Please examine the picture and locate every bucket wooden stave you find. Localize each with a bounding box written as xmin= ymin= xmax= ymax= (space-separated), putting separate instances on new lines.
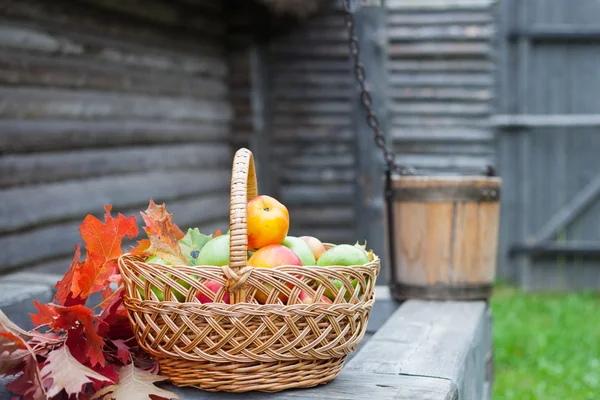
xmin=387 ymin=176 xmax=501 ymax=301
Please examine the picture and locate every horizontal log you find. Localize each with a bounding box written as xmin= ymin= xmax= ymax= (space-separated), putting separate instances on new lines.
xmin=388 ymin=59 xmax=494 ymax=72
xmin=270 ymin=60 xmax=351 ymax=73
xmin=0 ymin=143 xmax=231 ymax=187
xmin=387 ymin=11 xmax=492 ymax=26
xmin=388 ymin=24 xmax=493 ymax=41
xmin=389 ymin=42 xmax=493 ymax=57
xmin=391 ymin=126 xmax=493 ymax=142
xmin=76 ymin=0 xmax=225 ymax=35
xmin=0 ymin=0 xmax=225 ymax=62
xmin=0 ymin=87 xmax=233 ymax=122
xmin=271 ymin=101 xmax=352 ymax=115
xmin=279 ymin=169 xmax=355 ymax=184
xmin=271 ymin=27 xmax=348 ymax=44
xmin=272 ymin=115 xmax=350 ymax=127
xmin=0 ymin=120 xmax=229 ymax=154
xmin=0 ymin=50 xmax=228 ymax=96
xmin=391 ymin=87 xmax=492 ymax=101
xmin=277 ymin=155 xmax=354 ymax=169
xmin=0 ymin=24 xmax=227 ymax=77
xmin=271 ymin=88 xmax=351 ymax=101
xmin=390 ymin=102 xmax=491 ymax=116
xmin=0 ymin=169 xmax=231 ymax=234
xmin=271 ymin=73 xmax=352 ymax=87
xmin=280 ymin=184 xmax=354 ymax=206
xmin=269 ymin=43 xmax=351 ymax=58
xmin=390 ymin=73 xmax=493 ymax=87
xmin=0 ymin=194 xmax=230 ymax=271
xmin=273 ymin=142 xmax=354 ymax=157
xmin=287 ymin=206 xmax=355 ymax=226
xmin=272 ymin=127 xmax=353 ymax=142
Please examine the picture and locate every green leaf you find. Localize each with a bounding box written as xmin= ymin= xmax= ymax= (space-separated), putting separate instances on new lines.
xmin=178 ymin=228 xmax=212 ymax=265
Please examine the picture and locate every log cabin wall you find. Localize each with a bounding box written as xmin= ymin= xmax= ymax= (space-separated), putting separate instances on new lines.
xmin=266 ymin=3 xmax=358 ymax=245
xmin=0 ymin=0 xmax=234 ymax=275
xmin=386 ymin=0 xmax=496 ymax=176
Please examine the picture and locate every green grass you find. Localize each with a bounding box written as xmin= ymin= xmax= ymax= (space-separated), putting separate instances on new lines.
xmin=491 ymin=283 xmax=600 ymax=400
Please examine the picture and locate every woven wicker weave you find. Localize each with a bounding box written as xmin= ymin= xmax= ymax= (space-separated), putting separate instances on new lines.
xmin=117 ymin=148 xmax=380 ymax=393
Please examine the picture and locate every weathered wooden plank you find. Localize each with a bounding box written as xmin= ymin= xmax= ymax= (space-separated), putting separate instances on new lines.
xmin=0 ymin=9 xmax=225 ymax=66
xmin=388 ymin=24 xmax=493 ymax=41
xmin=271 ymin=73 xmax=352 ymax=87
xmin=389 ymin=73 xmax=493 ymax=87
xmin=387 ymin=0 xmax=493 ymax=10
xmin=271 ymin=88 xmax=351 ymax=100
xmin=286 ymin=206 xmax=355 ymax=226
xmin=279 ymin=169 xmax=354 ymax=184
xmin=492 ymin=114 xmax=600 ymax=128
xmin=397 ymin=154 xmax=492 ymax=169
xmin=386 ymin=10 xmax=493 ymax=26
xmin=347 ymin=300 xmax=487 ymax=400
xmin=76 ymin=0 xmax=225 ymax=35
xmin=0 ymin=170 xmax=231 ymax=234
xmin=270 ymin=60 xmax=351 ymax=72
xmin=272 ymin=127 xmax=353 ymax=142
xmin=391 ymin=126 xmax=493 ymax=142
xmin=391 ymin=87 xmax=492 ymax=101
xmin=166 ymin=372 xmax=457 ymax=400
xmin=277 ymin=155 xmax=354 ymax=169
xmin=390 ymin=102 xmax=490 ymax=116
xmin=272 ymin=101 xmax=352 ymax=114
xmin=0 ymin=87 xmax=232 ymax=122
xmin=0 ymin=50 xmax=228 ymax=96
xmin=268 ymin=43 xmax=352 ymax=58
xmin=0 ymin=143 xmax=231 ymax=187
xmin=0 ymin=119 xmax=229 ymax=154
xmin=391 ymin=116 xmax=490 ymax=126
xmin=387 ymin=60 xmax=494 ymax=72
xmin=272 ymin=115 xmax=350 ymax=127
xmin=0 ymin=193 xmax=230 ymax=271
xmin=280 ymin=184 xmax=354 ymax=206
xmin=398 ymin=142 xmax=494 ymax=155
xmin=388 ymin=42 xmax=492 ymax=57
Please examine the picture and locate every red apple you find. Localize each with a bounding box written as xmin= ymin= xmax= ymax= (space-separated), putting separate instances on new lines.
xmin=248 ymin=244 xmax=302 ymax=303
xmin=196 ymin=280 xmax=230 ymax=304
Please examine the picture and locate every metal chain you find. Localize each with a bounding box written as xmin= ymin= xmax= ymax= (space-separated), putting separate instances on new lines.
xmin=342 ymin=0 xmax=414 ymax=176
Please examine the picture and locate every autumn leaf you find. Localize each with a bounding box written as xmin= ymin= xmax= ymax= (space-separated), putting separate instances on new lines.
xmin=131 ymin=239 xmax=151 ymax=256
xmin=91 ymin=363 xmax=181 ymax=400
xmin=140 ymin=200 xmax=188 ymax=265
xmin=53 ymin=244 xmax=85 ymax=306
xmin=80 ymin=205 xmax=138 ymax=262
xmin=178 ymin=228 xmax=212 ymax=265
xmin=110 ymin=339 xmax=132 ymax=364
xmin=213 ymin=229 xmax=223 ymax=237
xmin=6 ymin=354 xmax=46 ymax=400
xmin=40 ymin=345 xmax=113 ymax=398
xmin=30 ymin=303 xmax=106 ymax=367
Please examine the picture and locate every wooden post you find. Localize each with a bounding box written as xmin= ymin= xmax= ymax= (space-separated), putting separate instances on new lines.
xmin=351 ymin=0 xmax=391 ymax=285
xmin=249 ymin=40 xmax=274 ymax=196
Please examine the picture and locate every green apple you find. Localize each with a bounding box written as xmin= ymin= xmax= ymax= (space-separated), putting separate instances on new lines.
xmin=282 ymin=236 xmax=316 ymax=266
xmin=316 ymin=244 xmax=370 ymax=267
xmin=196 ymin=234 xmax=230 ymax=266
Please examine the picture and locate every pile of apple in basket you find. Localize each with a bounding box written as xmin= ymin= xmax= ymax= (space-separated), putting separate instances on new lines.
xmin=137 ymin=194 xmax=376 ymax=305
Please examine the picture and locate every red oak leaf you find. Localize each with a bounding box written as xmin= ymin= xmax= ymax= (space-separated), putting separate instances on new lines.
xmin=140 ymin=200 xmax=188 ymax=265
xmin=80 ymin=205 xmax=138 ymax=262
xmin=72 ymin=255 xmax=118 ymax=300
xmin=53 ymin=244 xmax=85 ymax=306
xmin=31 ymin=303 xmax=106 ymax=367
xmin=110 ymin=339 xmax=132 ymax=364
xmin=29 ymin=301 xmax=58 ymax=327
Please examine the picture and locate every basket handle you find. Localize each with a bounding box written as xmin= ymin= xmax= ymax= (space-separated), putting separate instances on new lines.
xmin=228 ymin=148 xmax=258 ymax=302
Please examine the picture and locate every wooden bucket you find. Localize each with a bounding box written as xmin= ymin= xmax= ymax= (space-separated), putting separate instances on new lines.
xmin=386 ymin=176 xmax=502 ymax=301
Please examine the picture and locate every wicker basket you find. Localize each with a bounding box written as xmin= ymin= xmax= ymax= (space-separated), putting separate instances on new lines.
xmin=117 ymin=148 xmax=380 ymax=393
